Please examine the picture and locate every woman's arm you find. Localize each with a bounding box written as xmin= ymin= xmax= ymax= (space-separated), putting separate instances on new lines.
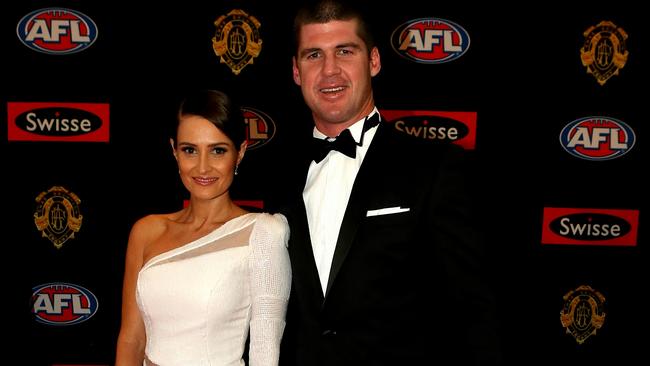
xmin=248 ymin=213 xmax=292 ymax=366
xmin=115 ymin=218 xmax=151 ymax=365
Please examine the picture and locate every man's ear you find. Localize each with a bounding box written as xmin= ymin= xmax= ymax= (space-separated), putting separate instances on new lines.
xmin=292 ymin=57 xmax=302 ymax=86
xmin=370 ymin=47 xmax=381 ymax=77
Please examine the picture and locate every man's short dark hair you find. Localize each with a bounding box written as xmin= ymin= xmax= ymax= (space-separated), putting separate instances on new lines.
xmin=293 ymin=0 xmax=375 ymax=56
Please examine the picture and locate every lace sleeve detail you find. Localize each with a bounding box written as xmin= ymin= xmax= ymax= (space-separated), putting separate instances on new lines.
xmin=248 ymin=213 xmax=291 ymax=366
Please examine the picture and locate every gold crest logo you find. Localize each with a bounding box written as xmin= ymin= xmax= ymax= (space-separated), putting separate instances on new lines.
xmin=560 ymin=285 xmax=606 ymax=344
xmin=580 ymin=20 xmax=628 ymax=86
xmin=34 ymin=186 xmax=83 ymax=249
xmin=212 ymin=9 xmax=262 ymax=75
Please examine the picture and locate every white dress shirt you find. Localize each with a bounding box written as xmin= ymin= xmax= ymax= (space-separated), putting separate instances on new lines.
xmin=303 ymin=108 xmax=380 ymax=294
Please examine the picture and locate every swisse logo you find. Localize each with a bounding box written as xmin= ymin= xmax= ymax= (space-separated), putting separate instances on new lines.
xmin=551 ymin=213 xmax=629 ymax=240
xmin=542 ymin=207 xmax=639 ymax=246
xmin=17 ymin=7 xmax=98 ymax=54
xmin=7 ymin=102 xmax=109 ymax=142
xmin=242 ymin=107 xmax=276 ymax=150
xmin=31 ymin=283 xmax=99 ymax=325
xmin=391 ymin=17 xmax=470 ymax=63
xmin=18 ymin=107 xmax=100 ymax=135
xmin=560 ymin=116 xmax=635 ymax=160
xmin=381 ymin=110 xmax=476 ymax=149
xmin=394 ymin=115 xmax=468 ymax=141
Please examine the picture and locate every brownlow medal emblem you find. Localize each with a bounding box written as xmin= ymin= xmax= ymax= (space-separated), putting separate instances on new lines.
xmin=560 ymin=285 xmax=606 ymax=344
xmin=34 ymin=186 xmax=83 ymax=249
xmin=212 ymin=9 xmax=262 ymax=75
xmin=580 ymin=20 xmax=628 ymax=86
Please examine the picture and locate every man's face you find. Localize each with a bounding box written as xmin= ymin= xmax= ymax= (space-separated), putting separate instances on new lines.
xmin=293 ymin=19 xmax=380 ymax=133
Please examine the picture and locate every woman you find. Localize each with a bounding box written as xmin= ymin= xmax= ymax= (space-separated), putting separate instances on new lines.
xmin=115 ymin=90 xmax=291 ymax=365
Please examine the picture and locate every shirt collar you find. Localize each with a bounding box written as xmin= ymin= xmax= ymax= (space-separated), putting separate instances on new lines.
xmin=312 ymin=107 xmax=379 ymax=143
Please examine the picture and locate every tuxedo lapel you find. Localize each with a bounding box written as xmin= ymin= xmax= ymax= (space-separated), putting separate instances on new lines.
xmin=292 ymin=199 xmax=326 ymax=305
xmin=324 ymin=122 xmax=388 ymax=298
xmin=324 ymin=186 xmax=367 ymax=298
xmin=290 ymin=152 xmax=326 ymax=307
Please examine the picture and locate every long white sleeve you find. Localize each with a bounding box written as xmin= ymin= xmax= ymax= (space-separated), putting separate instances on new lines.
xmin=248 ymin=213 xmax=291 ymax=366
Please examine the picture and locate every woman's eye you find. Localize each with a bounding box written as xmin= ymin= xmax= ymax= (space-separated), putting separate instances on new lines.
xmin=181 ymin=147 xmax=196 ymax=154
xmin=213 ymin=147 xmax=227 ymax=154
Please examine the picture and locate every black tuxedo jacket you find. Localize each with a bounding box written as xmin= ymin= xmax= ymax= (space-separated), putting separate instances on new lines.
xmin=278 ymin=119 xmax=501 ymax=366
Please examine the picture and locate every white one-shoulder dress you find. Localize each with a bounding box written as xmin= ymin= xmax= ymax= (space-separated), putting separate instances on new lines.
xmin=136 ymin=213 xmax=291 ymax=366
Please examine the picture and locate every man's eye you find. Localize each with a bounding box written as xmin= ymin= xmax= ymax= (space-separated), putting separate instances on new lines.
xmin=306 ymin=51 xmax=321 ymax=60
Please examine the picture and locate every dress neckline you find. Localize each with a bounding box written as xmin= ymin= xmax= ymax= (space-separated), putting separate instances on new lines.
xmin=140 ymin=212 xmax=257 ymax=270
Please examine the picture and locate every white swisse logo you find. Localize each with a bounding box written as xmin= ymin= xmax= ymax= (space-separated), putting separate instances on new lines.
xmin=7 ymin=102 xmax=110 ymax=142
xmin=23 ymin=109 xmax=95 ymax=133
xmin=381 ymin=110 xmax=477 ymax=149
xmin=542 ymin=207 xmax=639 ymax=247
xmin=557 ymin=215 xmax=625 ymax=239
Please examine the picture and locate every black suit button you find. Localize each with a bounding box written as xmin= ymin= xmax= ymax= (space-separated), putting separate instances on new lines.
xmin=321 ymin=329 xmax=337 ymax=336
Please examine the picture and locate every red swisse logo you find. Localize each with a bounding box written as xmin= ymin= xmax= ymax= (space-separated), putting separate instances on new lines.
xmin=541 ymin=207 xmax=639 ymax=246
xmin=380 ymin=110 xmax=476 ymax=149
xmin=7 ymin=102 xmax=109 ymax=142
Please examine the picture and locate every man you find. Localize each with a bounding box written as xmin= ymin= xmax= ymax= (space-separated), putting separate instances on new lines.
xmin=280 ymin=1 xmax=502 ymax=364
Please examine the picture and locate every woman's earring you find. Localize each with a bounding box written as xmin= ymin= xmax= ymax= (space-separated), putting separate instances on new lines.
xmin=234 ymin=164 xmax=239 ymax=176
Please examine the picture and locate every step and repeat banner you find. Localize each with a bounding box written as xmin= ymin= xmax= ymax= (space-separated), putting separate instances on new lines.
xmin=3 ymin=1 xmax=644 ymax=365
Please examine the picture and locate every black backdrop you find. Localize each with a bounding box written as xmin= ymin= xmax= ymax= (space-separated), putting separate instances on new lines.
xmin=3 ymin=1 xmax=645 ymax=365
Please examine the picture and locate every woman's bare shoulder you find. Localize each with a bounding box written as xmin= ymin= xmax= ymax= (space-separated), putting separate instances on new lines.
xmin=129 ymin=211 xmax=182 ymax=245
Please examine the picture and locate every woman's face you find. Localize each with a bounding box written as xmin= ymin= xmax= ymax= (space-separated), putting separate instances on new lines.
xmin=172 ymin=115 xmax=245 ymax=201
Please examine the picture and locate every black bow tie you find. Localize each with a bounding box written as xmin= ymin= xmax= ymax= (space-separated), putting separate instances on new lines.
xmin=311 ymin=128 xmax=356 ymax=163
xmin=311 ymin=113 xmax=381 ymax=163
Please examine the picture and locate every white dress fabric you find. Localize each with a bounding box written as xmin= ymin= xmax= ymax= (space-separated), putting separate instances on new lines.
xmin=136 ymin=213 xmax=291 ymax=366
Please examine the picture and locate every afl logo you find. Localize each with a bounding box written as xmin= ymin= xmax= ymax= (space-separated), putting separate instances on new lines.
xmin=17 ymin=8 xmax=98 ymax=55
xmin=560 ymin=116 xmax=635 ymax=160
xmin=391 ymin=18 xmax=470 ymax=63
xmin=32 ymin=283 xmax=99 ymax=325
xmin=242 ymin=107 xmax=276 ymax=150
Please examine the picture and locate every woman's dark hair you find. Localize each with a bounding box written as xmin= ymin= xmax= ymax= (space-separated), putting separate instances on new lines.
xmin=175 ymin=90 xmax=246 ymax=149
xmin=293 ymin=0 xmax=375 ymax=56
